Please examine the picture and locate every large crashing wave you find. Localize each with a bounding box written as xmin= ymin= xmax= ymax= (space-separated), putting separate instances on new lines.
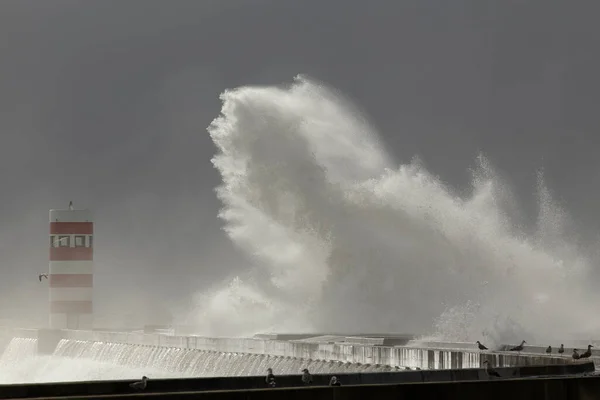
xmin=185 ymin=75 xmax=599 ymax=346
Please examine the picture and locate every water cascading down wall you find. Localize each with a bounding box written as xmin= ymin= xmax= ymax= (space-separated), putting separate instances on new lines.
xmin=0 ymin=328 xmax=574 ymax=379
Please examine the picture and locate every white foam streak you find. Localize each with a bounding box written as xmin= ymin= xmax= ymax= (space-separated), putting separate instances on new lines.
xmin=184 ymin=75 xmax=599 ymax=344
xmin=0 ymin=338 xmax=37 ymax=366
xmin=0 ymin=355 xmax=166 ymax=384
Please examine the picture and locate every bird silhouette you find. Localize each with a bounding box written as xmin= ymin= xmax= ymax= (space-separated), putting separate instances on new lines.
xmin=265 ymin=368 xmax=276 ymax=387
xmin=572 ymin=349 xmax=580 ymax=360
xmin=545 ymin=346 xmax=552 ymax=354
xmin=476 ymin=341 xmax=488 ymax=351
xmin=509 ymin=340 xmax=526 ymax=352
xmin=38 ymin=273 xmax=48 ymax=282
xmin=129 ymin=376 xmax=148 ymax=390
xmin=69 ymin=201 xmax=74 ymax=210
xmin=579 ymin=345 xmax=593 ymax=359
xmin=558 ymin=344 xmax=564 ymax=355
xmin=301 ymin=368 xmax=312 ymax=385
xmin=483 ymin=360 xmax=501 ymax=378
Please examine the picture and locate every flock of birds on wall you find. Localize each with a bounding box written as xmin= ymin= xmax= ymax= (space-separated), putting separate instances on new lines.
xmin=476 ymin=340 xmax=594 ymax=360
xmin=127 ymin=369 xmax=337 ymax=392
xmin=476 ymin=340 xmax=595 ymax=379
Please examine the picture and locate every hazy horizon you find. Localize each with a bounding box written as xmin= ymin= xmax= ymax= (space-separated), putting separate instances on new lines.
xmin=1 ymin=1 xmax=600 ymax=335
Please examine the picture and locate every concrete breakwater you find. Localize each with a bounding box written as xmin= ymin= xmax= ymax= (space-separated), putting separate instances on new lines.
xmin=3 ymin=328 xmax=577 ymax=371
xmin=53 ymin=339 xmax=392 ymax=376
xmin=60 ymin=330 xmax=577 ymax=369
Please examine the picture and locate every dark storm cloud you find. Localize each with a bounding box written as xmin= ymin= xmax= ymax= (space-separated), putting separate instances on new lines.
xmin=1 ymin=0 xmax=599 ymax=326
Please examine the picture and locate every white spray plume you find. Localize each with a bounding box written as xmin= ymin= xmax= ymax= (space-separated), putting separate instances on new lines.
xmin=184 ymin=75 xmax=599 ymax=345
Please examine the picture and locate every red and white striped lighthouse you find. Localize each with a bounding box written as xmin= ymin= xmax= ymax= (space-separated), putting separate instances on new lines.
xmin=49 ymin=203 xmax=93 ymax=329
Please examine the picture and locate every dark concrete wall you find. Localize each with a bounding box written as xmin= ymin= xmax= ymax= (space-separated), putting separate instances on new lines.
xmin=9 ymin=375 xmax=600 ymax=400
xmin=0 ymin=362 xmax=593 ymax=399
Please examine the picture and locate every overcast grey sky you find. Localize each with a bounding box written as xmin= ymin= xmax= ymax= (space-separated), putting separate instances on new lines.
xmin=1 ymin=0 xmax=599 ymax=326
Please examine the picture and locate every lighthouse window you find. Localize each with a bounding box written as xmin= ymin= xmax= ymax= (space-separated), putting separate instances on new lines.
xmin=57 ymin=236 xmax=70 ymax=247
xmin=50 ymin=236 xmax=63 ymax=248
xmin=74 ymin=235 xmax=85 ymax=247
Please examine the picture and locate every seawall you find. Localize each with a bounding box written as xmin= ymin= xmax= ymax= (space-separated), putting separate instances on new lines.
xmin=60 ymin=329 xmax=580 ymax=369
xmin=4 ymin=328 xmax=580 ymax=371
xmin=1 ymin=372 xmax=599 ymax=400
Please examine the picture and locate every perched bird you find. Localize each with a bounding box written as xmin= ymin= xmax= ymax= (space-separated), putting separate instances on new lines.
xmin=558 ymin=344 xmax=564 ymax=355
xmin=476 ymin=341 xmax=488 ymax=351
xmin=129 ymin=376 xmax=148 ymax=390
xmin=38 ymin=273 xmax=48 ymax=282
xmin=329 ymin=376 xmax=341 ymax=386
xmin=509 ymin=340 xmax=526 ymax=352
xmin=572 ymin=349 xmax=580 ymax=360
xmin=301 ymin=368 xmax=312 ymax=385
xmin=580 ymin=345 xmax=594 ymax=359
xmin=545 ymin=346 xmax=552 ymax=354
xmin=265 ymin=368 xmax=276 ymax=387
xmin=69 ymin=201 xmax=74 ymax=210
xmin=482 ymin=360 xmax=501 ymax=378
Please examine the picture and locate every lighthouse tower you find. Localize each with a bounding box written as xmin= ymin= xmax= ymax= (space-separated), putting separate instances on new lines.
xmin=49 ymin=202 xmax=93 ymax=329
